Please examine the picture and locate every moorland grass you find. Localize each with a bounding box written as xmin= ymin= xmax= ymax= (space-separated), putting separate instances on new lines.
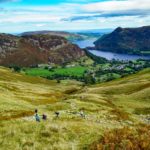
xmin=0 ymin=67 xmax=150 ymax=149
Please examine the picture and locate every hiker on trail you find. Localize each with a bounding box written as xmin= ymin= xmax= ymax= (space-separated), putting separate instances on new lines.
xmin=35 ymin=113 xmax=40 ymax=122
xmin=80 ymin=110 xmax=85 ymax=119
xmin=42 ymin=114 xmax=47 ymax=121
xmin=35 ymin=109 xmax=40 ymax=122
xmin=55 ymin=112 xmax=60 ymax=118
xmin=35 ymin=109 xmax=38 ymax=114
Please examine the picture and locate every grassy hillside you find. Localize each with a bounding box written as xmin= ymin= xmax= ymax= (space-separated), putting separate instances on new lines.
xmin=0 ymin=67 xmax=150 ymax=149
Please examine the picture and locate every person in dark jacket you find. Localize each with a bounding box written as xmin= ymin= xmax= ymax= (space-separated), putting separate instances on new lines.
xmin=55 ymin=112 xmax=60 ymax=118
xmin=35 ymin=113 xmax=40 ymax=122
xmin=42 ymin=114 xmax=47 ymax=121
xmin=34 ymin=109 xmax=40 ymax=122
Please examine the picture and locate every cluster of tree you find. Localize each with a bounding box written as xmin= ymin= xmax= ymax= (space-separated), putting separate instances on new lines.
xmin=83 ymin=74 xmax=96 ymax=85
xmin=9 ymin=65 xmax=21 ymax=72
xmin=46 ymin=73 xmax=96 ymax=85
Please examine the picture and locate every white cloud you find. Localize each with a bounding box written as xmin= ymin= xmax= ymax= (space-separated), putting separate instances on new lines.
xmin=35 ymin=23 xmax=47 ymax=27
xmin=0 ymin=0 xmax=150 ymax=32
xmin=82 ymin=0 xmax=150 ymax=12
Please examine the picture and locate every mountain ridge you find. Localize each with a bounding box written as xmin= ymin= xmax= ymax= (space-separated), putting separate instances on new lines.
xmin=21 ymin=30 xmax=84 ymax=41
xmin=94 ymin=26 xmax=150 ymax=55
xmin=0 ymin=33 xmax=85 ymax=67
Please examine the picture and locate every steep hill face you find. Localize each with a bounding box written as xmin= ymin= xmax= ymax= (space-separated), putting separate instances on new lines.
xmin=94 ymin=26 xmax=150 ymax=55
xmin=0 ymin=34 xmax=85 ymax=67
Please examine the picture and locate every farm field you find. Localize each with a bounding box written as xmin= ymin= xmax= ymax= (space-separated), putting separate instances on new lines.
xmin=24 ymin=66 xmax=87 ymax=78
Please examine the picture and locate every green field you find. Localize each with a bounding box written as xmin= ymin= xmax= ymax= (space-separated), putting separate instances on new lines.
xmin=24 ymin=66 xmax=87 ymax=78
xmin=0 ymin=67 xmax=150 ymax=149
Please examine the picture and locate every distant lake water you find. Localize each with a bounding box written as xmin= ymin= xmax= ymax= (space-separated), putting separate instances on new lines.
xmin=74 ymin=38 xmax=150 ymax=61
xmin=73 ymin=38 xmax=96 ymax=49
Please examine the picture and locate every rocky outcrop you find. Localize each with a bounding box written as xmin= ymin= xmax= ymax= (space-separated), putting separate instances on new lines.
xmin=94 ymin=26 xmax=150 ymax=55
xmin=0 ymin=34 xmax=85 ymax=67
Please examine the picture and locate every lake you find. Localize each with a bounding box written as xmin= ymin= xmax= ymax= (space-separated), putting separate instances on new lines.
xmin=73 ymin=38 xmax=96 ymax=49
xmin=74 ymin=38 xmax=150 ymax=61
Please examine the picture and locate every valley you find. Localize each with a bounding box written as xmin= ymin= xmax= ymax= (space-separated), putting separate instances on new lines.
xmin=0 ymin=67 xmax=150 ymax=149
xmin=21 ymin=56 xmax=150 ymax=84
xmin=0 ymin=32 xmax=150 ymax=148
xmin=0 ymin=27 xmax=150 ymax=150
xmin=3 ymin=31 xmax=149 ymax=84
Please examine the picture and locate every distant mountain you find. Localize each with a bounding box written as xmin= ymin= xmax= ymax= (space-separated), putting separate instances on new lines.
xmin=21 ymin=29 xmax=111 ymax=42
xmin=94 ymin=26 xmax=150 ymax=55
xmin=0 ymin=33 xmax=85 ymax=67
xmin=70 ymin=29 xmax=113 ymax=40
xmin=21 ymin=31 xmax=84 ymax=41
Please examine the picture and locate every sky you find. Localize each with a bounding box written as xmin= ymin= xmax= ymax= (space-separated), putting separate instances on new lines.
xmin=0 ymin=0 xmax=150 ymax=33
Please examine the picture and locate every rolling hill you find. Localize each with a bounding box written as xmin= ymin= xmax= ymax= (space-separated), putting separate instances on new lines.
xmin=94 ymin=26 xmax=150 ymax=55
xmin=0 ymin=67 xmax=150 ymax=149
xmin=21 ymin=30 xmax=85 ymax=41
xmin=0 ymin=33 xmax=85 ymax=67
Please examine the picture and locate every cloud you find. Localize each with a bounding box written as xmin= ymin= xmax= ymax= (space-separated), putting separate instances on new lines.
xmin=62 ymin=0 xmax=150 ymax=21
xmin=0 ymin=0 xmax=150 ymax=32
xmin=82 ymin=0 xmax=150 ymax=12
xmin=63 ymin=10 xmax=150 ymax=21
xmin=35 ymin=23 xmax=47 ymax=27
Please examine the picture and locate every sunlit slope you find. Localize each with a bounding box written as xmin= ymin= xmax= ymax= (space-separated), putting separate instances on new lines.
xmin=0 ymin=67 xmax=150 ymax=150
xmin=0 ymin=67 xmax=81 ymax=121
xmin=0 ymin=67 xmax=149 ymax=121
xmin=87 ymin=69 xmax=150 ymax=114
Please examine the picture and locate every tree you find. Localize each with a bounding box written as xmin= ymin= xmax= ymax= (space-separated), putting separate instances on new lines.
xmin=84 ymin=74 xmax=96 ymax=85
xmin=10 ymin=65 xmax=21 ymax=72
xmin=57 ymin=79 xmax=61 ymax=83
